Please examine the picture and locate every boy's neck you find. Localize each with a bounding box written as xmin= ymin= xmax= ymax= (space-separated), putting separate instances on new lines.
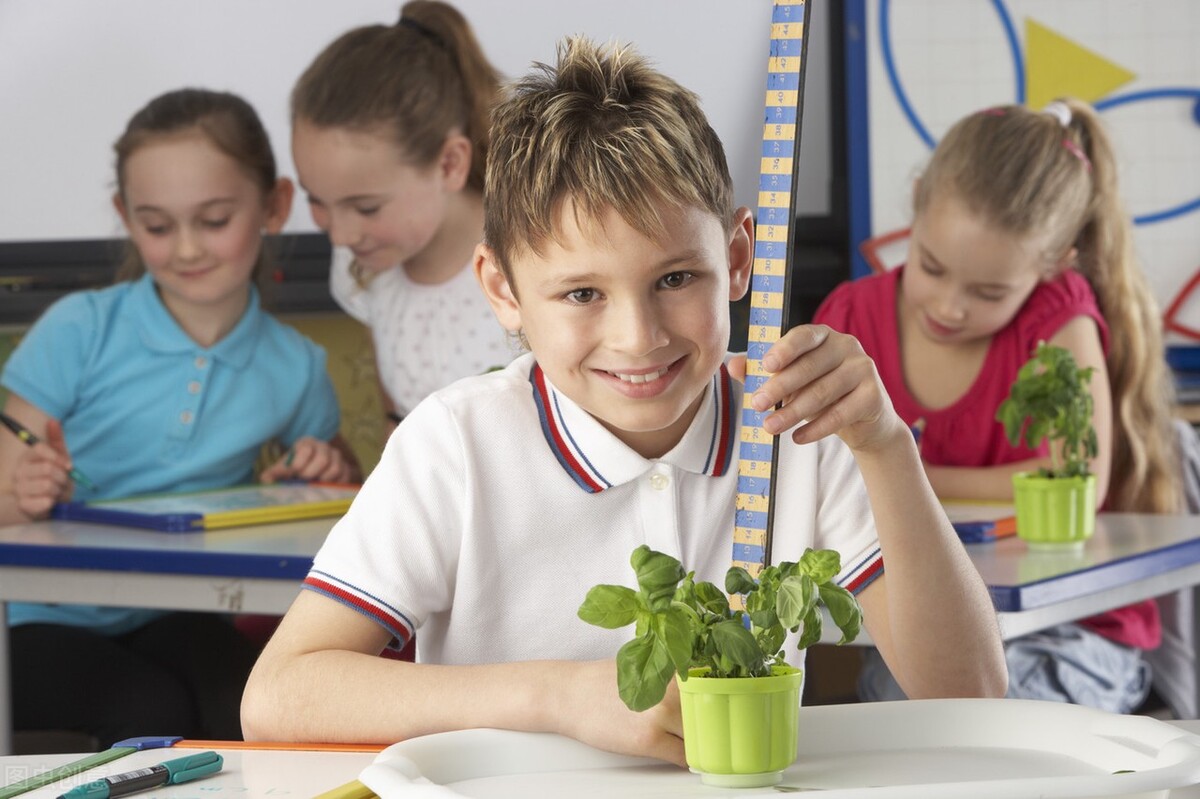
xmin=403 ymin=189 xmax=484 ymax=285
xmin=596 ymin=389 xmax=708 ymax=460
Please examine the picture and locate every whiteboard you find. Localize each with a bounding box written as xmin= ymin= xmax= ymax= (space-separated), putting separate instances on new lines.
xmin=0 ymin=0 xmax=833 ymax=243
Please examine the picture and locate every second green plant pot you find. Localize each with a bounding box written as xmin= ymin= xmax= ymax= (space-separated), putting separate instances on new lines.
xmin=1012 ymin=472 xmax=1097 ymax=547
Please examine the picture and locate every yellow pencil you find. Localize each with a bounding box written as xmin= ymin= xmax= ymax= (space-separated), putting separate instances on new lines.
xmin=313 ymin=779 xmax=378 ymax=799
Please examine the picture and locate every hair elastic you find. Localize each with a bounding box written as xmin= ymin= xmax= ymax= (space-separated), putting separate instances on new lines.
xmin=1061 ymin=138 xmax=1092 ymax=172
xmin=398 ymin=16 xmax=447 ymax=50
xmin=1041 ymin=101 xmax=1072 ymax=128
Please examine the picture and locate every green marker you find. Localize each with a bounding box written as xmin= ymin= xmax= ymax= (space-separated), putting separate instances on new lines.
xmin=57 ymin=751 xmax=223 ymax=799
xmin=0 ymin=411 xmax=97 ymax=490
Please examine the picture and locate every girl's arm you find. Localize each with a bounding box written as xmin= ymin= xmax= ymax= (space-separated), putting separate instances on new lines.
xmin=0 ymin=395 xmax=73 ymax=525
xmin=923 ymin=315 xmax=1112 ymax=507
xmin=924 ymin=459 xmax=1049 ymax=502
xmin=241 ymin=591 xmax=687 ymax=765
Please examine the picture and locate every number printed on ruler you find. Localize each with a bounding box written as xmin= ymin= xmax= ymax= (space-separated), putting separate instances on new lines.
xmin=731 ymin=0 xmax=808 ymax=598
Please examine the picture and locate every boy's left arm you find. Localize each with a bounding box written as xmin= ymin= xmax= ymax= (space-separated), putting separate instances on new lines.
xmin=739 ymin=324 xmax=1007 ymax=699
xmin=850 ymin=440 xmax=1008 ymax=699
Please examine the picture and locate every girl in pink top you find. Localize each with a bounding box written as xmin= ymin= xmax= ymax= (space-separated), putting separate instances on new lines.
xmin=816 ymin=99 xmax=1180 ymax=713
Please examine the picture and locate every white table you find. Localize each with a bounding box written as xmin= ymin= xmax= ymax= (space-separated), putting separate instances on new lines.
xmin=0 ymin=513 xmax=1198 ymax=754
xmin=0 ymin=713 xmax=1196 ymax=798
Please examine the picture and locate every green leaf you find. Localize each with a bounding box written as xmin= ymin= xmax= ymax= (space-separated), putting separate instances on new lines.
xmin=710 ymin=619 xmax=765 ymax=676
xmin=633 ymin=607 xmax=652 ymax=637
xmin=776 ymin=574 xmax=815 ymax=629
xmin=819 ymin=583 xmax=863 ymax=645
xmin=694 ymin=580 xmax=731 ymax=617
xmin=671 ymin=599 xmax=702 ymax=629
xmin=756 ymin=625 xmax=786 ymax=660
xmin=796 ymin=605 xmax=822 ymax=649
xmin=777 ymin=561 xmax=801 ymax=580
xmin=725 ymin=566 xmax=757 ymax=595
xmin=657 ymin=606 xmax=697 ymax=676
xmin=747 ymin=607 xmax=777 ymax=631
xmin=615 ymin=632 xmax=675 ymax=712
xmin=798 ymin=548 xmax=841 ymax=584
xmin=673 ymin=572 xmax=697 ymax=606
xmin=630 ymin=546 xmax=685 ymax=612
xmin=578 ymin=584 xmax=641 ymax=629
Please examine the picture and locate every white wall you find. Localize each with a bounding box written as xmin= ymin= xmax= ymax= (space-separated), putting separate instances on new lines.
xmin=0 ymin=0 xmax=832 ymax=242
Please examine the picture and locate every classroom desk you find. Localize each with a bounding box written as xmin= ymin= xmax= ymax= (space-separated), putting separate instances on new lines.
xmin=0 ymin=517 xmax=334 ymax=756
xmin=808 ymin=512 xmax=1200 ymax=646
xmin=0 ymin=513 xmax=1197 ymax=755
xmin=969 ymin=513 xmax=1200 ymax=640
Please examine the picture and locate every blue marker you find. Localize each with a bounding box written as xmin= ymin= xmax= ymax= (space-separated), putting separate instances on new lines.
xmin=56 ymin=751 xmax=223 ymax=799
xmin=911 ymin=418 xmax=926 ymax=454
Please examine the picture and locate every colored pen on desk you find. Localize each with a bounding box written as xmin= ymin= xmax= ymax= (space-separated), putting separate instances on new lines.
xmin=910 ymin=418 xmax=926 ymax=454
xmin=0 ymin=411 xmax=97 ymax=490
xmin=56 ymin=751 xmax=223 ymax=799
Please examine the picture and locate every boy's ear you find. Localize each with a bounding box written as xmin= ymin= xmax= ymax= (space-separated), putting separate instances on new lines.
xmin=439 ymin=133 xmax=472 ymax=193
xmin=727 ymin=206 xmax=754 ymax=301
xmin=474 ymin=243 xmax=523 ymax=331
xmin=263 ymin=177 xmax=295 ymax=234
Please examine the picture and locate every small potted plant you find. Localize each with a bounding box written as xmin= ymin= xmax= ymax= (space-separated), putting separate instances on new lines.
xmin=578 ymin=544 xmax=862 ymax=787
xmin=995 ymin=341 xmax=1099 ymax=547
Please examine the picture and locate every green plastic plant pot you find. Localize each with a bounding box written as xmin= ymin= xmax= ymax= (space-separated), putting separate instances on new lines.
xmin=1012 ymin=472 xmax=1097 ymax=547
xmin=676 ymin=664 xmax=803 ymax=787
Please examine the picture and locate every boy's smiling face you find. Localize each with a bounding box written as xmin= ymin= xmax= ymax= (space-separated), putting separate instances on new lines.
xmin=477 ymin=202 xmax=752 ymax=459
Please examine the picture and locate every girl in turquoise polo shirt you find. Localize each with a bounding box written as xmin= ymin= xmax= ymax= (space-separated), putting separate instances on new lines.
xmin=0 ymin=88 xmax=358 ymax=745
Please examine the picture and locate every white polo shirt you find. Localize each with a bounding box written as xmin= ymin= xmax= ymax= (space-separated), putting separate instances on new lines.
xmin=306 ymin=353 xmax=883 ymax=666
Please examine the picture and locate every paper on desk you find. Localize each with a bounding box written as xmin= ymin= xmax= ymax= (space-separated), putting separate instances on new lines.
xmin=360 ymin=754 xmax=462 ymax=797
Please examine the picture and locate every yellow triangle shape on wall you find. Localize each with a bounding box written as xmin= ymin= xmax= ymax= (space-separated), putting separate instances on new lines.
xmin=1025 ymin=18 xmax=1135 ymax=109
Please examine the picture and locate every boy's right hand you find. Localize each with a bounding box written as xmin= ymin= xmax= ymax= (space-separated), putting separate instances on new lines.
xmin=12 ymin=419 xmax=74 ymax=519
xmin=554 ymin=659 xmax=686 ymax=767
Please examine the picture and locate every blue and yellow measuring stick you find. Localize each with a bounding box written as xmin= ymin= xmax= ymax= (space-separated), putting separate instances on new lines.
xmin=731 ymin=0 xmax=812 ymax=605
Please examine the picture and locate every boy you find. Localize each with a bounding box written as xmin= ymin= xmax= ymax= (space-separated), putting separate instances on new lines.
xmin=242 ymin=38 xmax=1006 ymax=764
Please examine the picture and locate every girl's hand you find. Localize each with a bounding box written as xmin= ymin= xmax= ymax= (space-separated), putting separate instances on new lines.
xmin=554 ymin=659 xmax=685 ymax=767
xmin=729 ymin=324 xmax=908 ymax=454
xmin=260 ymin=437 xmax=355 ymax=484
xmin=12 ymin=419 xmax=74 ymax=518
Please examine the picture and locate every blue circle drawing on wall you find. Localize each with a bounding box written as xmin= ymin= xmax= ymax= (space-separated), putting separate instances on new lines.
xmin=878 ymin=0 xmax=1200 ymax=226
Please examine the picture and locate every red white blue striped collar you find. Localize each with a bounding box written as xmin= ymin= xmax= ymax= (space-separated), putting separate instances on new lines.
xmin=529 ymin=362 xmax=739 ymax=493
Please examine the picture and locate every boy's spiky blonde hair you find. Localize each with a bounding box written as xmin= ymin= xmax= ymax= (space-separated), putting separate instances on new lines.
xmin=484 ymin=36 xmax=734 ymax=277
